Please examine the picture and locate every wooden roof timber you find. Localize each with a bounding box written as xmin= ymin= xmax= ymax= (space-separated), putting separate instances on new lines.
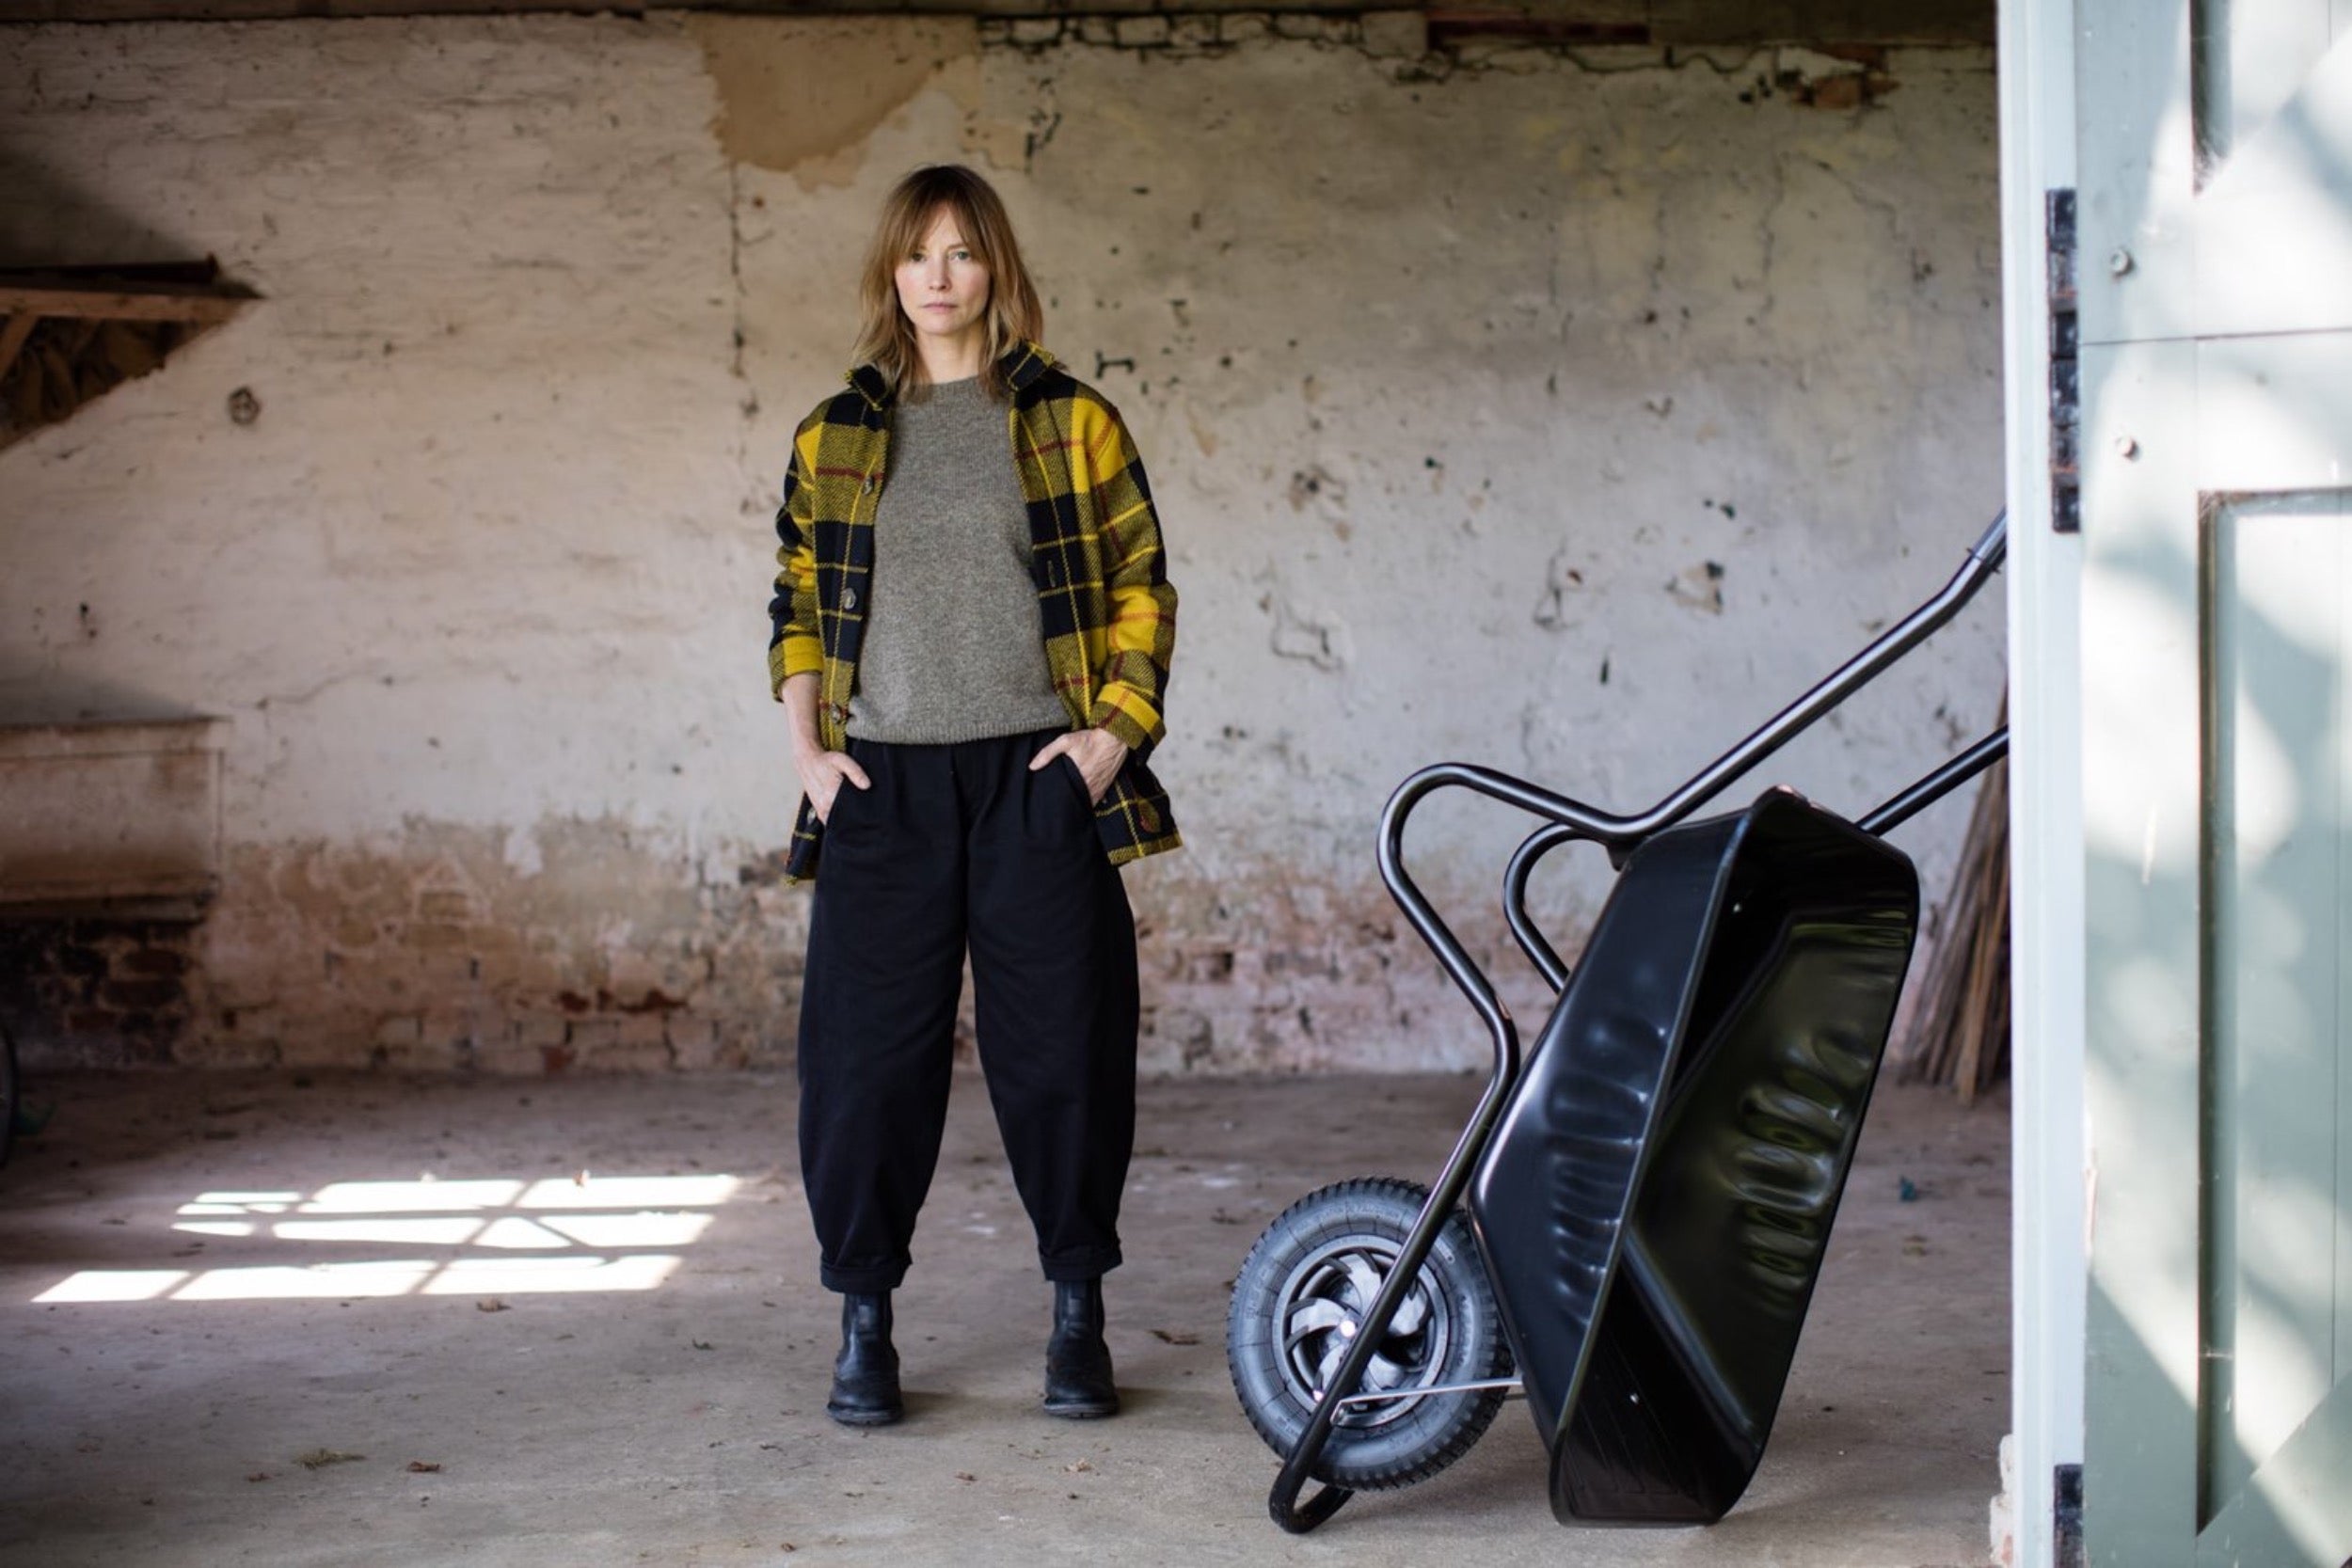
xmin=0 ymin=280 xmax=255 ymax=382
xmin=0 ymin=284 xmax=255 ymax=326
xmin=0 ymin=0 xmax=1994 ymax=40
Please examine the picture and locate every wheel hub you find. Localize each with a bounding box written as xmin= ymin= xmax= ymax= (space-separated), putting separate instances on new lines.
xmin=1275 ymin=1237 xmax=1453 ymax=1429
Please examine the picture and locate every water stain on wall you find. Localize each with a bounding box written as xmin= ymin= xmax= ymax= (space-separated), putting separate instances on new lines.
xmin=688 ymin=15 xmax=979 ymax=185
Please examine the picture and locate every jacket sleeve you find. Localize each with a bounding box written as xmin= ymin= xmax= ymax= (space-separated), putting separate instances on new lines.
xmin=1083 ymin=404 xmax=1177 ymax=754
xmin=766 ymin=420 xmax=824 ymax=701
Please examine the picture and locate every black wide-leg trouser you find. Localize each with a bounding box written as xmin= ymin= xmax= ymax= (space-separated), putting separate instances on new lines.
xmin=797 ymin=727 xmax=1138 ymax=1294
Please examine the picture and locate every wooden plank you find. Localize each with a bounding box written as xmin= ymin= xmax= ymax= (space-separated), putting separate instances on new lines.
xmin=0 ymin=313 xmax=36 ymax=385
xmin=0 ymin=286 xmax=249 ymax=325
xmin=2080 ymin=331 xmax=2205 ymax=1567
xmin=0 ymin=0 xmax=1997 ymax=33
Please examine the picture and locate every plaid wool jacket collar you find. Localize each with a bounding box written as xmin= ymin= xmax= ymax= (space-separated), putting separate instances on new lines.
xmin=768 ymin=342 xmax=1180 ymax=881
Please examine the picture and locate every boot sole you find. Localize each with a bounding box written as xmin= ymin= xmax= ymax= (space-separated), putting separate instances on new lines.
xmin=827 ymin=1402 xmax=903 ymax=1427
xmin=1041 ymin=1398 xmax=1119 ymax=1419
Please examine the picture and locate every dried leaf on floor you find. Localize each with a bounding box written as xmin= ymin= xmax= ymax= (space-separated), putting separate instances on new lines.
xmin=294 ymin=1449 xmax=364 ymax=1470
xmin=476 ymin=1298 xmax=509 ymax=1313
xmin=1064 ymin=1459 xmax=1093 ymax=1474
xmin=1150 ymin=1328 xmax=1200 ymax=1346
xmin=406 ymin=1461 xmax=442 ymax=1473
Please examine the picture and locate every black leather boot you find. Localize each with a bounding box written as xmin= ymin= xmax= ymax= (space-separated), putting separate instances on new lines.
xmin=1041 ymin=1277 xmax=1119 ymax=1418
xmin=826 ymin=1291 xmax=902 ymax=1427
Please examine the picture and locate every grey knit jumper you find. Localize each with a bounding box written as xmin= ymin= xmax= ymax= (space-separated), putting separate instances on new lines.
xmin=845 ymin=375 xmax=1071 ymax=745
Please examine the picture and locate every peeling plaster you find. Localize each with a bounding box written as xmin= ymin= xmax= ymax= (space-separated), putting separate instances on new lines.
xmin=689 ymin=15 xmax=979 ymax=184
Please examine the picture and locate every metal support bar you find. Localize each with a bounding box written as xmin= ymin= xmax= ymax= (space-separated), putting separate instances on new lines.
xmin=1333 ymin=1376 xmax=1524 ymax=1410
xmin=1503 ymin=821 xmax=1585 ymax=993
xmin=1857 ymin=729 xmax=2010 ymax=837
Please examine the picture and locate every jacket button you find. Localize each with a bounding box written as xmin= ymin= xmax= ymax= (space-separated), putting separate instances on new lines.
xmin=1138 ymin=803 xmax=1160 ymax=832
xmin=842 ymin=586 xmax=860 ymax=611
xmin=862 ymin=473 xmax=877 ymax=493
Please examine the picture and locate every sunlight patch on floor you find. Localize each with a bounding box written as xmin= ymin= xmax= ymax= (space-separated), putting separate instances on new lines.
xmin=33 ymin=1173 xmax=738 ymax=1305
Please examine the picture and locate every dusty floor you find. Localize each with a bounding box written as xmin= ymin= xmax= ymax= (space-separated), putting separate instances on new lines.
xmin=0 ymin=1069 xmax=2009 ymax=1567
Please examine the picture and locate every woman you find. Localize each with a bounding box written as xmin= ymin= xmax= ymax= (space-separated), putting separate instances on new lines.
xmin=765 ymin=165 xmax=1180 ymax=1426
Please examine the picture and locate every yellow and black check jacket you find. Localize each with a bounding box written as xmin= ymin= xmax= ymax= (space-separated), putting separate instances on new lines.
xmin=768 ymin=342 xmax=1180 ymax=881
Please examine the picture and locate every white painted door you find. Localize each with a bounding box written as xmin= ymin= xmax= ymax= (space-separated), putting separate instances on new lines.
xmin=2075 ymin=3 xmax=2352 ymax=1564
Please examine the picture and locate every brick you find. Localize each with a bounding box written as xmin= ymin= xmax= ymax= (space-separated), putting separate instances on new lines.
xmin=616 ymin=1013 xmax=668 ymax=1049
xmin=1009 ymin=18 xmax=1060 ymax=45
xmin=470 ymin=1038 xmax=546 ymax=1075
xmin=1116 ymin=16 xmax=1170 ymax=47
xmin=98 ymin=978 xmax=183 ymax=1012
xmin=1168 ymin=15 xmax=1218 ymax=50
xmin=176 ymin=1034 xmax=279 ymax=1069
xmin=664 ymin=1016 xmax=724 ymax=1069
xmin=1274 ymin=13 xmax=1323 ymax=39
xmin=115 ymin=944 xmax=191 ymax=977
xmin=599 ymin=1041 xmax=674 ymax=1073
xmin=407 ymin=922 xmax=469 ymax=950
xmin=378 ymin=1036 xmax=466 ymax=1070
xmin=279 ymin=1033 xmax=365 ymax=1069
xmin=219 ymin=1004 xmax=282 ymax=1040
xmin=1217 ymin=13 xmax=1270 ymax=42
xmin=512 ymin=1014 xmax=569 ymax=1049
xmin=417 ymin=889 xmax=477 ymax=922
xmin=1075 ymin=17 xmax=1119 ymax=45
xmin=374 ymin=1014 xmax=423 ymax=1048
xmin=564 ymin=1017 xmax=623 ymax=1054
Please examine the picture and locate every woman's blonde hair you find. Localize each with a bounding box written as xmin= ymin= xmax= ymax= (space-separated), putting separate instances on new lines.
xmin=852 ymin=165 xmax=1044 ymax=401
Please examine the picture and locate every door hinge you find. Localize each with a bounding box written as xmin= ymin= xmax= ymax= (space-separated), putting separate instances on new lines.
xmin=2055 ymin=1462 xmax=2085 ymax=1568
xmin=2046 ymin=188 xmax=2080 ymax=535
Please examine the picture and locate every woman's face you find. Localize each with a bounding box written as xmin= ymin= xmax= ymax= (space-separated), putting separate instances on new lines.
xmin=895 ymin=208 xmax=992 ymax=353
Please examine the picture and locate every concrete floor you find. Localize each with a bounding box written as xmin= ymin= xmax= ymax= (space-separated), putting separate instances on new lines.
xmin=0 ymin=1069 xmax=2009 ymax=1568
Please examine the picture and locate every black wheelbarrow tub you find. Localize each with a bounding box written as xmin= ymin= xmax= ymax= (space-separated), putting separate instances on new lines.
xmin=1466 ymin=786 xmax=1919 ymax=1526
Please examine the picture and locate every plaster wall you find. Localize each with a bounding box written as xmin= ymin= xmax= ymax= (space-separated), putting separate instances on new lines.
xmin=0 ymin=14 xmax=2006 ymax=1072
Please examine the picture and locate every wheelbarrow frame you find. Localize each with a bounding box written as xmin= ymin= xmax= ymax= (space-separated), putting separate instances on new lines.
xmin=1266 ymin=513 xmax=2010 ymax=1533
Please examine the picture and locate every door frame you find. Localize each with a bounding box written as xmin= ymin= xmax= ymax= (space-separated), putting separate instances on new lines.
xmin=2000 ymin=3 xmax=2090 ymax=1566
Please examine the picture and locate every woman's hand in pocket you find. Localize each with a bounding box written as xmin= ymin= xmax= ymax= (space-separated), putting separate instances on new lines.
xmin=1030 ymin=727 xmax=1127 ymax=804
xmin=798 ymin=750 xmax=870 ymax=824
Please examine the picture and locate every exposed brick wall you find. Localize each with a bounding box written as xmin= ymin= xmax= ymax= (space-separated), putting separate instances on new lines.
xmin=0 ymin=918 xmax=202 ymax=1067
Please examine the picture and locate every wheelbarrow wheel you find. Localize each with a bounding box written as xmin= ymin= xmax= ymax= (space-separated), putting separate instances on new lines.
xmin=1227 ymin=1177 xmax=1510 ymax=1491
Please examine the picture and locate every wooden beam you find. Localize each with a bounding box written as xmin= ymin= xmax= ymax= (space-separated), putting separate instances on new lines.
xmin=0 ymin=286 xmax=253 ymax=325
xmin=0 ymin=313 xmax=36 ymax=385
xmin=0 ymin=0 xmax=1994 ymax=37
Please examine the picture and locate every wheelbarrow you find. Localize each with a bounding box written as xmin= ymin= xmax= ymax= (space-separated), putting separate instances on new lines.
xmin=1225 ymin=515 xmax=2009 ymax=1531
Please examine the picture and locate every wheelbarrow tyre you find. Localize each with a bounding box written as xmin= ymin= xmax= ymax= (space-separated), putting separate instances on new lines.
xmin=1227 ymin=1176 xmax=1509 ymax=1492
